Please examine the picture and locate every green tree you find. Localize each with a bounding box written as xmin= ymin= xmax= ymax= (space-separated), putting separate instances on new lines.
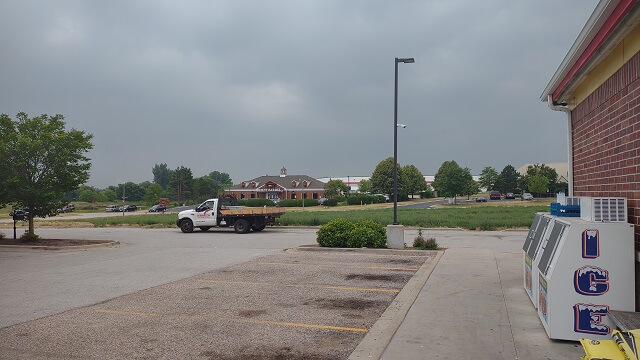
xmin=403 ymin=164 xmax=427 ymax=197
xmin=462 ymin=168 xmax=479 ymax=199
xmin=358 ymin=179 xmax=372 ymax=194
xmin=528 ymin=174 xmax=549 ymax=197
xmin=193 ymin=176 xmax=222 ymax=202
xmin=170 ymin=166 xmax=194 ymax=203
xmin=520 ymin=164 xmax=562 ymax=196
xmin=323 ymin=179 xmax=349 ymax=198
xmin=100 ymin=189 xmax=117 ymax=202
xmin=118 ymin=182 xmax=145 ymax=202
xmin=0 ymin=112 xmax=93 ymax=237
xmin=478 ymin=166 xmax=499 ymax=191
xmin=209 ymin=171 xmax=232 ymax=186
xmin=370 ymin=157 xmax=405 ymax=197
xmin=78 ymin=186 xmax=106 ymax=203
xmin=152 ymin=163 xmax=173 ymax=191
xmin=495 ymin=165 xmax=519 ymax=194
xmin=143 ymin=183 xmax=165 ymax=206
xmin=431 ymin=160 xmax=467 ymax=201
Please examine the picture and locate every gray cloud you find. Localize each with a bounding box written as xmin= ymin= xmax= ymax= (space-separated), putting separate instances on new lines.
xmin=0 ymin=0 xmax=597 ymax=187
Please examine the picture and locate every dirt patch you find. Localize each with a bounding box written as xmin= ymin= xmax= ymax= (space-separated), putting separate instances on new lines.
xmin=201 ymin=347 xmax=334 ymax=360
xmin=312 ymin=298 xmax=384 ymax=310
xmin=0 ymin=238 xmax=115 ymax=247
xmin=344 ymin=274 xmax=408 ymax=282
xmin=238 ymin=309 xmax=267 ymax=318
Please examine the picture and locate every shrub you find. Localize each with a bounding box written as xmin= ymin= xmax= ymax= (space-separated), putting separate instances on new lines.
xmin=413 ymin=229 xmax=438 ymax=250
xmin=346 ymin=195 xmax=383 ymax=205
xmin=236 ymin=199 xmax=247 ymax=206
xmin=323 ymin=198 xmax=339 ymax=206
xmin=20 ymin=232 xmax=40 ymax=242
xmin=347 ymin=227 xmax=374 ymax=248
xmin=278 ymin=199 xmax=319 ymax=207
xmin=316 ymin=218 xmax=355 ymax=247
xmin=354 ymin=220 xmax=386 ymax=248
xmin=419 ymin=189 xmax=434 ymax=199
xmin=245 ymin=199 xmax=275 ymax=207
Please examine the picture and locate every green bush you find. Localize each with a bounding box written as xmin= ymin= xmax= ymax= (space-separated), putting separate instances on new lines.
xmin=20 ymin=232 xmax=40 ymax=242
xmin=346 ymin=195 xmax=384 ymax=205
xmin=317 ymin=219 xmax=386 ymax=248
xmin=323 ymin=198 xmax=339 ymax=206
xmin=316 ymin=218 xmax=355 ymax=247
xmin=352 ymin=220 xmax=386 ymax=248
xmin=278 ymin=199 xmax=319 ymax=207
xmin=420 ymin=189 xmax=435 ymax=199
xmin=413 ymin=232 xmax=439 ymax=250
xmin=236 ymin=199 xmax=247 ymax=206
xmin=245 ymin=199 xmax=275 ymax=207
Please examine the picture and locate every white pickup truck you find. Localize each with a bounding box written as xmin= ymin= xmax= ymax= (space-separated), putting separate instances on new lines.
xmin=176 ymin=198 xmax=284 ymax=234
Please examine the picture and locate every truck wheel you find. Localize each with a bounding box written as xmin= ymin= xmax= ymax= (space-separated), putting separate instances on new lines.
xmin=200 ymin=227 xmax=211 ymax=232
xmin=234 ymin=219 xmax=250 ymax=234
xmin=252 ymin=223 xmax=266 ymax=232
xmin=180 ymin=219 xmax=194 ymax=233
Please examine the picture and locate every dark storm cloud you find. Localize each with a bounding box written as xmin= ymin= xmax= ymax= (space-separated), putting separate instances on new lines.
xmin=0 ymin=0 xmax=597 ymax=187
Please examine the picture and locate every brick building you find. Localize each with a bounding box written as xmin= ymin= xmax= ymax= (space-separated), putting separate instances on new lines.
xmin=541 ymin=0 xmax=640 ymax=303
xmin=223 ymin=168 xmax=325 ymax=201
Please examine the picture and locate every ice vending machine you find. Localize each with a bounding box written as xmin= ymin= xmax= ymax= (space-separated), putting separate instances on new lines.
xmin=523 ymin=213 xmax=553 ymax=308
xmin=536 ymin=217 xmax=634 ymax=341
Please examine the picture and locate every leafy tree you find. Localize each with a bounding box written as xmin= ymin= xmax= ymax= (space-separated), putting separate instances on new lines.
xmin=528 ymin=174 xmax=549 ymax=197
xmin=100 ymin=189 xmax=117 ymax=202
xmin=462 ymin=168 xmax=479 ymax=199
xmin=193 ymin=176 xmax=222 ymax=202
xmin=323 ymin=179 xmax=349 ymax=198
xmin=143 ymin=183 xmax=165 ymax=206
xmin=78 ymin=186 xmax=106 ymax=203
xmin=0 ymin=112 xmax=93 ymax=237
xmin=520 ymin=164 xmax=562 ymax=196
xmin=403 ymin=164 xmax=427 ymax=197
xmin=370 ymin=157 xmax=405 ymax=197
xmin=117 ymin=182 xmax=145 ymax=202
xmin=170 ymin=166 xmax=194 ymax=202
xmin=478 ymin=166 xmax=499 ymax=191
xmin=431 ymin=160 xmax=467 ymax=201
xmin=152 ymin=163 xmax=173 ymax=191
xmin=358 ymin=179 xmax=372 ymax=194
xmin=209 ymin=171 xmax=232 ymax=186
xmin=495 ymin=165 xmax=519 ymax=194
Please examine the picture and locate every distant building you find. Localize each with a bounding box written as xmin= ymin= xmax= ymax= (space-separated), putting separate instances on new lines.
xmin=223 ymin=168 xmax=325 ymax=201
xmin=316 ymin=175 xmax=477 ymax=192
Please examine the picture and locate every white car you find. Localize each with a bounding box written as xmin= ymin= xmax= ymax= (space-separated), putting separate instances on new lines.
xmin=521 ymin=193 xmax=534 ymax=200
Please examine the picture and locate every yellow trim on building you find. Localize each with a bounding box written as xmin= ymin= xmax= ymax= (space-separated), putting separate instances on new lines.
xmin=572 ymin=23 xmax=640 ymax=107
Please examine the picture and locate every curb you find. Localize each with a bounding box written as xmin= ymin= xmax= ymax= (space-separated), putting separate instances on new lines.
xmin=0 ymin=241 xmax=121 ymax=251
xmin=348 ymin=250 xmax=444 ymax=360
xmin=293 ymin=245 xmax=437 ymax=257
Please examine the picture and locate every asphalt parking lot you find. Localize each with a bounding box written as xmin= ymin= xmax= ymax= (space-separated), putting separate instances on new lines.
xmin=0 ymin=248 xmax=434 ymax=359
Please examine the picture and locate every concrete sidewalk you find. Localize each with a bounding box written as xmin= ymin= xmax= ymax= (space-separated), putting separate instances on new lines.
xmin=355 ymin=247 xmax=584 ymax=359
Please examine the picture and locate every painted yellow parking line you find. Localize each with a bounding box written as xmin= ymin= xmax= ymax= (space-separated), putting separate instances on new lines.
xmin=197 ymin=280 xmax=401 ymax=293
xmin=94 ymin=309 xmax=368 ymax=333
xmin=257 ymin=262 xmax=418 ymax=271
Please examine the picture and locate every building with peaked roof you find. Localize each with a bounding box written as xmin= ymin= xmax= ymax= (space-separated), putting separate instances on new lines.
xmin=223 ymin=168 xmax=326 ymax=201
xmin=541 ymin=0 xmax=640 ymax=306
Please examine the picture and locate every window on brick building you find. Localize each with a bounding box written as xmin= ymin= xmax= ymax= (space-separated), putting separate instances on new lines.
xmin=291 ymin=192 xmax=296 ymax=200
xmin=313 ymin=193 xmax=318 ymax=199
xmin=240 ymin=193 xmax=245 ymax=199
xmin=303 ymin=193 xmax=307 ymax=199
xmin=250 ymin=193 xmax=255 ymax=198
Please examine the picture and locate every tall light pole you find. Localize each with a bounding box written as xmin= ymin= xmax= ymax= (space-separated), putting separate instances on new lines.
xmin=393 ymin=57 xmax=414 ymax=225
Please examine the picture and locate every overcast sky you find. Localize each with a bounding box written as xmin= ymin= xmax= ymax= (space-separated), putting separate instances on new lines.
xmin=0 ymin=0 xmax=598 ymax=188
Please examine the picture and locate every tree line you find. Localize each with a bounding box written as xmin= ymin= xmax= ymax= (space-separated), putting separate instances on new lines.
xmin=65 ymin=165 xmax=233 ymax=206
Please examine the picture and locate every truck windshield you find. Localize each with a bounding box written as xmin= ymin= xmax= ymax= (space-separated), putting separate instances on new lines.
xmin=200 ymin=201 xmax=214 ymax=210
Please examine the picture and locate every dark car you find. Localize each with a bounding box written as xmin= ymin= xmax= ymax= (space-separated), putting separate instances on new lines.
xmin=148 ymin=204 xmax=166 ymax=213
xmin=505 ymin=192 xmax=515 ymax=199
xmin=123 ymin=205 xmax=137 ymax=212
xmin=476 ymin=196 xmax=487 ymax=202
xmin=9 ymin=209 xmax=29 ymax=221
xmin=489 ymin=191 xmax=501 ymax=200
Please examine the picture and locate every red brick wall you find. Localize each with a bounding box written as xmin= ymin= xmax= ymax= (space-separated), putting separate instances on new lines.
xmin=572 ymin=51 xmax=640 ymax=246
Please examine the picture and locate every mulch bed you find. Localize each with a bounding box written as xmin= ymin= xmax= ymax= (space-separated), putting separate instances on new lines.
xmin=0 ymin=238 xmax=114 ymax=247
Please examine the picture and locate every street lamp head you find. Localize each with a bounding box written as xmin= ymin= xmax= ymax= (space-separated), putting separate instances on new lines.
xmin=396 ymin=57 xmax=415 ymax=64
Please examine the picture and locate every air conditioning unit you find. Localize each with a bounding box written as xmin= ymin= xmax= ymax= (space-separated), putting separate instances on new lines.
xmin=580 ymin=197 xmax=627 ymax=222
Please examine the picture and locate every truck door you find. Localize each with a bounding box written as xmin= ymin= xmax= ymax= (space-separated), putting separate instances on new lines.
xmin=194 ymin=200 xmax=217 ymax=226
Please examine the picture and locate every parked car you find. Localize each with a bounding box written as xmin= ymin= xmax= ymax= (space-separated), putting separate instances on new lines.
xmin=489 ymin=191 xmax=501 ymax=200
xmin=505 ymin=192 xmax=515 ymax=199
xmin=105 ymin=205 xmax=119 ymax=212
xmin=149 ymin=204 xmax=166 ymax=213
xmin=476 ymin=196 xmax=487 ymax=202
xmin=123 ymin=205 xmax=137 ymax=212
xmin=9 ymin=209 xmax=29 ymax=220
xmin=521 ymin=193 xmax=534 ymax=201
xmin=318 ymin=198 xmax=328 ymax=205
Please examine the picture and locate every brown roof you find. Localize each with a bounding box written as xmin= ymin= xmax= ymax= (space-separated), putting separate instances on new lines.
xmin=226 ymin=175 xmax=325 ymax=191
